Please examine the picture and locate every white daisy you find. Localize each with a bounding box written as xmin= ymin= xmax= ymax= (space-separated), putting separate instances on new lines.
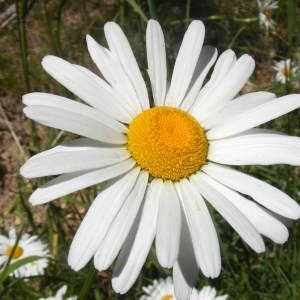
xmin=0 ymin=227 xmax=49 ymax=278
xmin=39 ymin=285 xmax=77 ymax=300
xmin=140 ymin=277 xmax=174 ymax=300
xmin=257 ymin=0 xmax=278 ymax=32
xmin=140 ymin=277 xmax=227 ymax=300
xmin=273 ymin=59 xmax=298 ymax=84
xmin=190 ymin=286 xmax=228 ymax=300
xmin=20 ymin=20 xmax=300 ymax=296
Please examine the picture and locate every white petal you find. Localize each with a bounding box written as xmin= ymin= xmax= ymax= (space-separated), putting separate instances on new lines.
xmin=187 ymin=46 xmax=218 ymax=94
xmin=0 ymin=236 xmax=9 ymax=245
xmin=203 ymin=91 xmax=275 ymax=129
xmin=191 ymin=286 xmax=217 ymax=300
xmin=208 ymin=133 xmax=300 ymax=165
xmin=104 ymin=22 xmax=149 ymax=111
xmin=86 ymin=35 xmax=140 ymax=116
xmin=203 ymin=49 xmax=236 ymax=85
xmin=190 ymin=49 xmax=236 ymax=116
xmin=73 ymin=64 xmax=133 ymax=123
xmin=175 ymin=178 xmax=221 ymax=277
xmin=191 ymin=172 xmax=265 ymax=253
xmin=205 ymin=180 xmax=289 ymax=244
xmin=68 ymin=167 xmax=140 ymax=271
xmin=112 ymin=179 xmax=162 ymax=294
xmin=23 ymin=93 xmax=126 ymax=144
xmin=165 ymin=21 xmax=205 ymax=107
xmin=24 ymin=106 xmax=126 ymax=145
xmin=26 ymin=137 xmax=117 ymax=158
xmin=226 ymin=128 xmax=285 ymax=136
xmin=29 ymin=159 xmax=136 ymax=205
xmin=41 ymin=56 xmax=130 ymax=123
xmin=202 ymin=54 xmax=255 ymax=118
xmin=23 ymin=92 xmax=126 ymax=132
xmin=94 ymin=170 xmax=148 ymax=271
xmin=192 ymin=54 xmax=255 ymax=121
xmin=202 ymin=163 xmax=300 ymax=219
xmin=173 ymin=263 xmax=193 ymax=300
xmin=0 ymin=256 xmax=8 ymax=265
xmin=20 ymin=139 xmax=130 ymax=178
xmin=180 ymin=46 xmax=218 ymax=111
xmin=146 ymin=19 xmax=167 ymax=106
xmin=207 ymin=94 xmax=300 ymax=139
xmin=173 ymin=214 xmax=198 ymax=300
xmin=216 ymin=295 xmax=229 ymax=300
xmin=155 ymin=181 xmax=181 ymax=268
xmin=55 ymin=286 xmax=67 ymax=297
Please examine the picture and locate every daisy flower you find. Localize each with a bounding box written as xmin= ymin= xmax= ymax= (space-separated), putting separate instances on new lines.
xmin=190 ymin=286 xmax=228 ymax=300
xmin=140 ymin=277 xmax=174 ymax=300
xmin=20 ymin=20 xmax=300 ymax=296
xmin=140 ymin=277 xmax=227 ymax=300
xmin=39 ymin=285 xmax=77 ymax=300
xmin=257 ymin=0 xmax=278 ymax=32
xmin=273 ymin=59 xmax=298 ymax=84
xmin=0 ymin=227 xmax=49 ymax=278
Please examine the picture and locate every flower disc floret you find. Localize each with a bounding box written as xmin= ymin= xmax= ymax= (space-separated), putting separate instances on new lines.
xmin=282 ymin=67 xmax=291 ymax=78
xmin=127 ymin=106 xmax=208 ymax=181
xmin=6 ymin=245 xmax=24 ymax=259
xmin=263 ymin=10 xmax=272 ymax=19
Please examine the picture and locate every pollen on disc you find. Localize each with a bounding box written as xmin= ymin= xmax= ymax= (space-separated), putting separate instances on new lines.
xmin=127 ymin=106 xmax=208 ymax=181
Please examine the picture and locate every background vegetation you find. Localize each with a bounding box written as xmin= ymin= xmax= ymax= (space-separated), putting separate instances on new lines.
xmin=0 ymin=0 xmax=299 ymax=299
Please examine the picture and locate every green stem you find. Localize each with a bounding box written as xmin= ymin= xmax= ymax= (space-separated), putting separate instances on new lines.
xmin=16 ymin=0 xmax=30 ymax=92
xmin=185 ymin=0 xmax=191 ymax=28
xmin=147 ymin=0 xmax=158 ymax=20
xmin=18 ymin=179 xmax=37 ymax=231
xmin=78 ymin=268 xmax=97 ymax=300
xmin=126 ymin=0 xmax=148 ymax=23
xmin=16 ymin=0 xmax=37 ymax=148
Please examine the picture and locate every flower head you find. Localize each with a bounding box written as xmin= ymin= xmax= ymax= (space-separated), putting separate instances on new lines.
xmin=0 ymin=227 xmax=49 ymax=278
xmin=39 ymin=285 xmax=77 ymax=300
xmin=140 ymin=277 xmax=174 ymax=300
xmin=20 ymin=19 xmax=300 ymax=296
xmin=273 ymin=59 xmax=298 ymax=84
xmin=140 ymin=277 xmax=228 ymax=300
xmin=190 ymin=286 xmax=228 ymax=300
xmin=257 ymin=0 xmax=278 ymax=32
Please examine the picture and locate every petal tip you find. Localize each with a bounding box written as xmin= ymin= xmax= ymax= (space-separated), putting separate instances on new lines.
xmin=22 ymin=106 xmax=30 ymax=117
xmin=190 ymin=19 xmax=204 ymax=27
xmin=104 ymin=21 xmax=118 ymax=31
xmin=67 ymin=254 xmax=81 ymax=272
xmin=19 ymin=164 xmax=27 ymax=177
xmin=41 ymin=55 xmax=54 ymax=65
xmin=28 ymin=194 xmax=39 ymax=206
xmin=86 ymin=34 xmax=94 ymax=45
xmin=22 ymin=93 xmax=30 ymax=104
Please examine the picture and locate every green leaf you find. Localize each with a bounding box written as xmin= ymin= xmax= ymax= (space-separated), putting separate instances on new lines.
xmin=0 ymin=256 xmax=45 ymax=286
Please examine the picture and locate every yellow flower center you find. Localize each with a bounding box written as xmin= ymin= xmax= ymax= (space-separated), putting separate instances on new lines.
xmin=161 ymin=295 xmax=173 ymax=300
xmin=263 ymin=10 xmax=272 ymax=19
xmin=127 ymin=107 xmax=208 ymax=181
xmin=6 ymin=245 xmax=24 ymax=259
xmin=282 ymin=67 xmax=291 ymax=78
